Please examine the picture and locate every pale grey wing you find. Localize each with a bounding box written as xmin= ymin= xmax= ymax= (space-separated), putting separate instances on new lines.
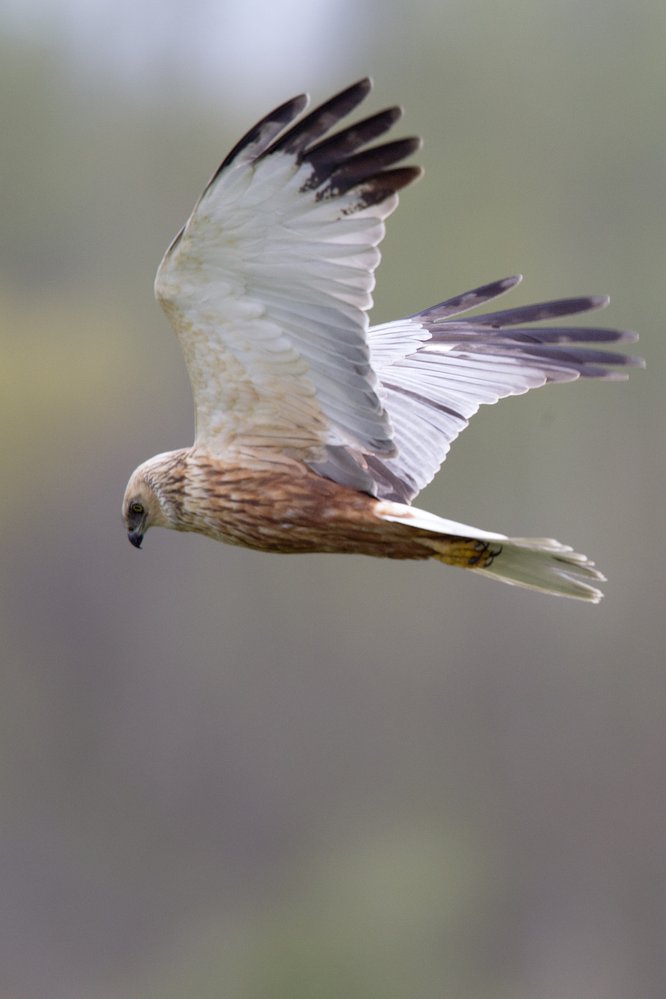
xmin=362 ymin=276 xmax=642 ymax=502
xmin=154 ymin=79 xmax=421 ymax=473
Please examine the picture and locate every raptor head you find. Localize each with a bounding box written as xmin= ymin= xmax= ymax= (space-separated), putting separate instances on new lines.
xmin=122 ymin=451 xmax=185 ymax=548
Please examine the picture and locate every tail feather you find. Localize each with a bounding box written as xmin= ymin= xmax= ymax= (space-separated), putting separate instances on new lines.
xmin=377 ymin=503 xmax=605 ymax=602
xmin=465 ymin=537 xmax=605 ymax=603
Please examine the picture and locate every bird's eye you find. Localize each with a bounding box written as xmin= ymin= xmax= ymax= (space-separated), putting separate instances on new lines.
xmin=130 ymin=502 xmax=144 ymax=515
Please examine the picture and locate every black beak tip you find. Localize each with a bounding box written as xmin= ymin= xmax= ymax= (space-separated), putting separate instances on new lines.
xmin=128 ymin=531 xmax=143 ymax=549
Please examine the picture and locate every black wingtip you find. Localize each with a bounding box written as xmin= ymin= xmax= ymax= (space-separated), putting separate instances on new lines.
xmin=412 ymin=275 xmax=523 ymax=323
xmin=208 ymin=78 xmax=423 ymax=217
xmin=211 ymin=92 xmax=310 ymax=181
xmin=270 ymin=78 xmax=376 ymax=157
xmin=586 ymin=294 xmax=611 ymax=311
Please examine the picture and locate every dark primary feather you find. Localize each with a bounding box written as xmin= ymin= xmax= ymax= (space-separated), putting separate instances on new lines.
xmin=210 ymin=78 xmax=423 ymax=209
xmin=211 ymin=94 xmax=308 ymax=181
xmin=457 ymin=295 xmax=611 ymax=326
xmin=412 ymin=276 xmax=524 ymax=321
xmin=301 ymin=107 xmax=404 ymax=185
xmin=418 ymin=291 xmax=641 ymax=382
xmin=309 ymin=138 xmax=422 ymax=195
xmin=269 ymin=78 xmax=374 ymax=155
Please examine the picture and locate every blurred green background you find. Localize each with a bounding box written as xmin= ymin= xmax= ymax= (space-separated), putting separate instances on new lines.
xmin=1 ymin=1 xmax=664 ymax=997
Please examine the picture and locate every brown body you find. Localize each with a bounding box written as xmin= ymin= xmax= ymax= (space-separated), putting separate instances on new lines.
xmin=127 ymin=447 xmax=499 ymax=568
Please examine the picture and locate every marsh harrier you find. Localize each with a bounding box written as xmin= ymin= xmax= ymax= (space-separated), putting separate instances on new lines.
xmin=123 ymin=79 xmax=641 ymax=601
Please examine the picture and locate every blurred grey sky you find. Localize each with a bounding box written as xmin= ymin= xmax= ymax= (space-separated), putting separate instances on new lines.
xmin=2 ymin=0 xmax=357 ymax=101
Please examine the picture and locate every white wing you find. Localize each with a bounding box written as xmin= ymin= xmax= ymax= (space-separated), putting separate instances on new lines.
xmin=155 ymin=78 xmax=421 ymax=479
xmin=364 ymin=277 xmax=641 ymax=501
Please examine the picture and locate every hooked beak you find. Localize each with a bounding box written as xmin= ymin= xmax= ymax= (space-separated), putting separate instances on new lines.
xmin=128 ymin=528 xmax=144 ymax=549
xmin=126 ymin=509 xmax=147 ymax=549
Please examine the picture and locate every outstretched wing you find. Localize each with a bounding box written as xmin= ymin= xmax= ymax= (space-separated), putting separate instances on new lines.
xmin=155 ymin=78 xmax=421 ymax=472
xmin=363 ymin=276 xmax=642 ymax=501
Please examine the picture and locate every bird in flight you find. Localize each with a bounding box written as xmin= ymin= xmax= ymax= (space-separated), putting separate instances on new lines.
xmin=123 ymin=78 xmax=641 ymax=601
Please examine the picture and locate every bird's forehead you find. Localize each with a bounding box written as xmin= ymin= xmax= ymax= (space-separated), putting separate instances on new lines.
xmin=123 ymin=469 xmax=152 ymax=509
xmin=125 ymin=453 xmax=170 ymax=492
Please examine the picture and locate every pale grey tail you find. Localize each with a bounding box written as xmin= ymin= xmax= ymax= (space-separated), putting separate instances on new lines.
xmin=377 ymin=503 xmax=606 ymax=602
xmin=469 ymin=536 xmax=605 ymax=602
